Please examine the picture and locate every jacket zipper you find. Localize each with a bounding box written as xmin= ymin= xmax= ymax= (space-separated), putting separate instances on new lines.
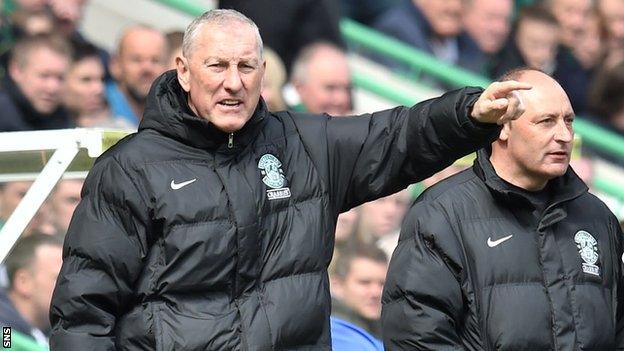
xmin=228 ymin=133 xmax=234 ymax=148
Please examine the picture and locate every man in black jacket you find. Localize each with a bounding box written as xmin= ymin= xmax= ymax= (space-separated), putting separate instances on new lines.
xmin=49 ymin=9 xmax=531 ymax=350
xmin=0 ymin=33 xmax=72 ymax=131
xmin=382 ymin=68 xmax=624 ymax=350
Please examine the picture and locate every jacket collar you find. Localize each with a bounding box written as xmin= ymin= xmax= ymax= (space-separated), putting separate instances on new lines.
xmin=139 ymin=70 xmax=267 ymax=151
xmin=473 ymin=148 xmax=588 ymax=209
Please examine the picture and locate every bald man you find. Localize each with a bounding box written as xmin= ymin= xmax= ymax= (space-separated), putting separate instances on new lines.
xmin=382 ymin=68 xmax=624 ymax=350
xmin=291 ymin=42 xmax=352 ymax=116
xmin=106 ymin=26 xmax=168 ymax=126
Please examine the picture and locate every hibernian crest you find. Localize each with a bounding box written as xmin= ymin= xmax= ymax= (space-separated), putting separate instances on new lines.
xmin=258 ymin=154 xmax=291 ymax=200
xmin=574 ymin=230 xmax=601 ymax=276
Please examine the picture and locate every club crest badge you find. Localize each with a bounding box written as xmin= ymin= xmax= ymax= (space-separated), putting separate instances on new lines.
xmin=574 ymin=230 xmax=601 ymax=277
xmin=258 ymin=154 xmax=291 ymax=200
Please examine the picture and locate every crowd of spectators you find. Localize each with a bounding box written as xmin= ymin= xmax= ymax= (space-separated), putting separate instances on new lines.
xmin=0 ymin=0 xmax=623 ymax=348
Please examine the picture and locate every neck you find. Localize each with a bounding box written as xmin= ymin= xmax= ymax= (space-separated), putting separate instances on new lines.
xmin=8 ymin=291 xmax=41 ymax=330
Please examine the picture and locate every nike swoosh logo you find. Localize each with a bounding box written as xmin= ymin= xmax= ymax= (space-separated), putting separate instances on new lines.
xmin=170 ymin=178 xmax=197 ymax=190
xmin=487 ymin=234 xmax=513 ymax=248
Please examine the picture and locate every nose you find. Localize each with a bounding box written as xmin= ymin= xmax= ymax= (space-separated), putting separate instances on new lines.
xmin=223 ymin=66 xmax=243 ymax=92
xmin=554 ymin=120 xmax=574 ymax=143
xmin=92 ymin=79 xmax=104 ymax=97
xmin=46 ymin=75 xmax=64 ymax=95
xmin=371 ymin=281 xmax=384 ymax=299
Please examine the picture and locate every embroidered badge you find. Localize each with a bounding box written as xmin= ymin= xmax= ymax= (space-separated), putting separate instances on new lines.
xmin=258 ymin=154 xmax=291 ymax=200
xmin=574 ymin=230 xmax=601 ymax=277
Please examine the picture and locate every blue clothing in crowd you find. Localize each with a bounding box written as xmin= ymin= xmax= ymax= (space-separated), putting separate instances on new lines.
xmin=331 ymin=317 xmax=384 ymax=351
xmin=105 ymin=81 xmax=139 ymax=127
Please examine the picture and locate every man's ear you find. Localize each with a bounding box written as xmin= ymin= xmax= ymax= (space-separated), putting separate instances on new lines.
xmin=176 ymin=56 xmax=190 ymax=92
xmin=8 ymin=61 xmax=22 ymax=84
xmin=499 ymin=122 xmax=511 ymax=142
xmin=11 ymin=268 xmax=33 ymax=297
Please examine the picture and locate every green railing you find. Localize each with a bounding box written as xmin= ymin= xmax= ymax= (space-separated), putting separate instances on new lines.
xmin=152 ymin=0 xmax=624 ymax=201
xmin=341 ymin=19 xmax=491 ymax=88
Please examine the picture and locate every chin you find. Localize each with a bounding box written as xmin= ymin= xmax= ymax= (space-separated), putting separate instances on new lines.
xmin=541 ymin=166 xmax=569 ymax=180
xmin=212 ymin=117 xmax=247 ymax=133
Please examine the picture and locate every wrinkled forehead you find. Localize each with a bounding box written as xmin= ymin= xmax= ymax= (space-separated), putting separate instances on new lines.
xmin=193 ymin=22 xmax=262 ymax=58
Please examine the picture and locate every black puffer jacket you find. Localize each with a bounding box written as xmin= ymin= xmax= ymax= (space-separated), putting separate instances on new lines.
xmin=49 ymin=71 xmax=498 ymax=350
xmin=382 ymin=149 xmax=624 ymax=350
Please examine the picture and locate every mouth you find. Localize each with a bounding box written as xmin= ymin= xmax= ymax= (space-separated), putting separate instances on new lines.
xmin=218 ymin=99 xmax=243 ymax=110
xmin=547 ymin=151 xmax=570 ymax=160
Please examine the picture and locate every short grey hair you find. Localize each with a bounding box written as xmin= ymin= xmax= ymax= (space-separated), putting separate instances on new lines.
xmin=182 ymin=9 xmax=263 ymax=59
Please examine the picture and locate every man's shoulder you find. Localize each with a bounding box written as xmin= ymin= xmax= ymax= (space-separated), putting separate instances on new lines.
xmin=0 ymin=91 xmax=26 ymax=131
xmin=372 ymin=1 xmax=427 ymax=45
xmin=573 ymin=191 xmax=617 ymax=221
xmin=0 ymin=290 xmax=33 ymax=337
xmin=417 ymin=167 xmax=481 ymax=204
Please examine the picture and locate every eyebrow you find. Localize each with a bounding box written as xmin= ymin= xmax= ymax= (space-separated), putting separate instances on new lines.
xmin=204 ymin=56 xmax=259 ymax=63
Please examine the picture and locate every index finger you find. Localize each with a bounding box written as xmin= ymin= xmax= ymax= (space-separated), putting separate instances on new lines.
xmin=487 ymin=80 xmax=532 ymax=97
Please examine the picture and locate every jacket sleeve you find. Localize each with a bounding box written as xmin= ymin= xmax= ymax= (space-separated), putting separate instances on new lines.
xmin=49 ymin=156 xmax=151 ymax=351
xmin=381 ymin=202 xmax=465 ymax=350
xmin=291 ymin=87 xmax=499 ymax=213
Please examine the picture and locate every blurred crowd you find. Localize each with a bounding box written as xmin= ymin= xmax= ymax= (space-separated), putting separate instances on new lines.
xmin=0 ymin=0 xmax=624 ymax=348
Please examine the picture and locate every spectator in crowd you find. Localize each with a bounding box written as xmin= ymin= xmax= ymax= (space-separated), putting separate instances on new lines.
xmin=331 ymin=244 xmax=387 ymax=339
xmin=11 ymin=0 xmax=46 ymax=12
xmin=0 ymin=181 xmax=30 ymax=228
xmin=47 ymin=0 xmax=87 ymax=38
xmin=106 ymin=25 xmax=168 ymax=127
xmin=63 ymin=39 xmax=133 ymax=129
xmin=491 ymin=5 xmax=560 ymax=77
xmin=588 ymin=60 xmax=624 ymax=135
xmin=373 ymin=0 xmax=486 ymax=75
xmin=165 ymin=30 xmax=184 ymax=70
xmin=62 ymin=41 xmax=108 ymax=127
xmin=218 ymin=0 xmax=345 ymax=72
xmin=0 ymin=234 xmax=63 ymax=346
xmin=572 ymin=10 xmax=607 ymax=74
xmin=357 ymin=189 xmax=410 ymax=258
xmin=10 ymin=8 xmax=54 ymax=37
xmin=548 ymin=0 xmax=592 ymax=49
xmin=547 ymin=0 xmax=596 ymax=115
xmin=47 ymin=0 xmax=111 ymax=80
xmin=0 ymin=181 xmax=56 ymax=235
xmin=261 ymin=47 xmax=287 ymax=111
xmin=0 ymin=8 xmax=53 ymax=75
xmin=48 ymin=179 xmax=82 ymax=236
xmin=0 ymin=33 xmax=73 ymax=131
xmin=291 ymin=42 xmax=352 ymax=116
xmin=598 ymin=0 xmax=624 ymax=68
xmin=49 ymin=9 xmax=530 ymax=349
xmin=556 ymin=7 xmax=606 ymax=114
xmin=463 ymin=0 xmax=513 ymax=57
xmin=382 ymin=69 xmax=624 ymax=350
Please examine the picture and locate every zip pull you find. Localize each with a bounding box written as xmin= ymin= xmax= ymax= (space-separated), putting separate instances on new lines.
xmin=228 ymin=133 xmax=234 ymax=148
